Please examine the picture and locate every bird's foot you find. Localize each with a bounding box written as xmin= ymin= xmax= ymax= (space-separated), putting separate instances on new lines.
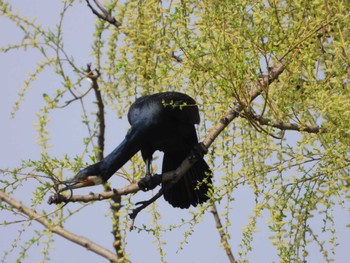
xmin=137 ymin=173 xmax=162 ymax=191
xmin=189 ymin=143 xmax=208 ymax=161
xmin=129 ymin=187 xmax=165 ymax=222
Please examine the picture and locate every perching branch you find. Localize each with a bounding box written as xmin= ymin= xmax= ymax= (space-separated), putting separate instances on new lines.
xmin=48 ymin=183 xmax=139 ymax=204
xmin=0 ymin=190 xmax=120 ymax=263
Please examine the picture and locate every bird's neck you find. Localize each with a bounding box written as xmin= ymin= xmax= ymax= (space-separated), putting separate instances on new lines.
xmin=100 ymin=126 xmax=144 ymax=181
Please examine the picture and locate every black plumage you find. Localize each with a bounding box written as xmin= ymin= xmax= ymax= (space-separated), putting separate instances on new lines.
xmin=64 ymin=92 xmax=212 ymax=208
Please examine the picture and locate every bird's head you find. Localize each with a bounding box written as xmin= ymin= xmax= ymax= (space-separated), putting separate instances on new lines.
xmin=59 ymin=163 xmax=104 ymax=192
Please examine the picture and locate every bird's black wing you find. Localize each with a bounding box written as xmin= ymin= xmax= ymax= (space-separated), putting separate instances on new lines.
xmin=128 ymin=92 xmax=200 ymax=126
xmin=154 ymin=92 xmax=200 ymax=125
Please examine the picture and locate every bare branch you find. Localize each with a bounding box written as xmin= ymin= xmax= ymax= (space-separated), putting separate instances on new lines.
xmin=57 ymin=85 xmax=93 ymax=108
xmin=48 ymin=183 xmax=139 ymax=204
xmin=246 ymin=111 xmax=322 ymax=133
xmin=0 ymin=190 xmax=120 ymax=263
xmin=85 ymin=64 xmax=105 ymax=161
xmin=250 ymin=61 xmax=285 ymax=102
xmin=85 ymin=0 xmax=121 ymax=28
xmin=171 ymin=52 xmax=183 ymax=63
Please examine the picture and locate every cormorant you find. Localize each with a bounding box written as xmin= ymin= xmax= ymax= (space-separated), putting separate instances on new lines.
xmin=61 ymin=92 xmax=212 ymax=209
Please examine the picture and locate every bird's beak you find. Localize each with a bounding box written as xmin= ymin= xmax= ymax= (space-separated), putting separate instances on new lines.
xmin=59 ymin=176 xmax=103 ymax=192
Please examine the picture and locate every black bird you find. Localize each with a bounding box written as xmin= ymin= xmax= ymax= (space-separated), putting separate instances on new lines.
xmin=62 ymin=92 xmax=212 ymax=209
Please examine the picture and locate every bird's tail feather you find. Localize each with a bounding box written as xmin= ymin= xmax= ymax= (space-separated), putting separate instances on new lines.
xmin=162 ymin=152 xmax=212 ymax=208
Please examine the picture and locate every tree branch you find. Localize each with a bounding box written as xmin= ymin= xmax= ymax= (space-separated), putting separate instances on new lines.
xmin=0 ymin=190 xmax=120 ymax=263
xmin=85 ymin=0 xmax=121 ymax=28
xmin=171 ymin=52 xmax=183 ymax=63
xmin=211 ymin=202 xmax=236 ymax=263
xmin=203 ymin=61 xmax=285 ymax=148
xmin=48 ymin=183 xmax=139 ymax=204
xmin=245 ymin=111 xmax=322 ymax=133
xmin=110 ymin=195 xmax=125 ymax=260
xmin=58 ymin=85 xmax=93 ymax=108
xmin=85 ymin=64 xmax=105 ymax=161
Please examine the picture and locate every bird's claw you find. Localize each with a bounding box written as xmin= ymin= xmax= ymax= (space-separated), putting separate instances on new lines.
xmin=189 ymin=143 xmax=208 ymax=161
xmin=137 ymin=173 xmax=162 ymax=191
xmin=129 ymin=187 xmax=165 ymax=220
xmin=129 ymin=200 xmax=149 ymax=220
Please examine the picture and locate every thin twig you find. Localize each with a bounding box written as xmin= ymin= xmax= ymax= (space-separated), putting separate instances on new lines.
xmin=211 ymin=202 xmax=236 ymax=263
xmin=279 ymin=19 xmax=335 ymax=61
xmin=57 ymin=85 xmax=93 ymax=108
xmin=245 ymin=111 xmax=322 ymax=133
xmin=171 ymin=52 xmax=183 ymax=63
xmin=85 ymin=0 xmax=121 ymax=28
